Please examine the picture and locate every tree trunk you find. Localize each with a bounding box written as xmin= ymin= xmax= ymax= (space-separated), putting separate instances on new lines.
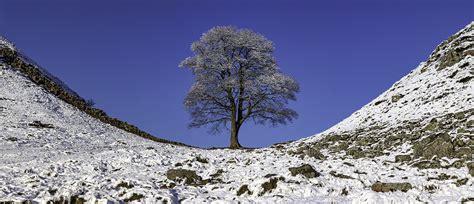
xmin=230 ymin=122 xmax=242 ymax=149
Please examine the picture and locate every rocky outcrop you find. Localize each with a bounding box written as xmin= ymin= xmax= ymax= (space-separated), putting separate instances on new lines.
xmin=303 ymin=109 xmax=473 ymax=168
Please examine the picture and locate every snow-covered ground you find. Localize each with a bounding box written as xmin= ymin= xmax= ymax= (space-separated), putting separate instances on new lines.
xmin=0 ymin=23 xmax=473 ymax=203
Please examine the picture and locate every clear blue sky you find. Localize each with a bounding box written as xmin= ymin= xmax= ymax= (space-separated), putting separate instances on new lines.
xmin=1 ymin=0 xmax=472 ymax=148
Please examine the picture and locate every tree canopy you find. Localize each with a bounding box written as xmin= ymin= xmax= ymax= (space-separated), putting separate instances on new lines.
xmin=179 ymin=26 xmax=299 ymax=148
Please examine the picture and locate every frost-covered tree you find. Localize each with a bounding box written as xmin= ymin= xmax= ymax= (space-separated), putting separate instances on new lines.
xmin=179 ymin=26 xmax=299 ymax=149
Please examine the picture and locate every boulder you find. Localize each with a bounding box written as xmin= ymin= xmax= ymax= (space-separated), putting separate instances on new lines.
xmin=413 ymin=134 xmax=454 ymax=159
xmin=455 ymin=178 xmax=469 ymax=187
xmin=391 ymin=94 xmax=404 ymax=103
xmin=236 ymin=184 xmax=252 ymax=196
xmin=289 ymin=164 xmax=320 ymax=178
xmin=166 ymin=168 xmax=203 ymax=185
xmin=371 ymin=182 xmax=413 ymax=192
xmin=259 ymin=177 xmax=283 ymax=196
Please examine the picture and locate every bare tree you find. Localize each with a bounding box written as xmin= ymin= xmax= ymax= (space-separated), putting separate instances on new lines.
xmin=179 ymin=26 xmax=299 ymax=149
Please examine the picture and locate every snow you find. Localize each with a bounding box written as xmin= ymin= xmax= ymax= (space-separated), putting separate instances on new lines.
xmin=0 ymin=36 xmax=16 ymax=51
xmin=0 ymin=23 xmax=473 ymax=203
xmin=302 ymin=22 xmax=474 ymax=141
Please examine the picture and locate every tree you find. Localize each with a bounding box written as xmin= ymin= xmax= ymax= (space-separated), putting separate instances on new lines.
xmin=86 ymin=99 xmax=95 ymax=107
xmin=179 ymin=26 xmax=299 ymax=149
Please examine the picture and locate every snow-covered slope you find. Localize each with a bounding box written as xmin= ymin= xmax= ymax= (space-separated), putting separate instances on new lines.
xmin=0 ymin=23 xmax=473 ymax=203
xmin=316 ymin=22 xmax=473 ymax=136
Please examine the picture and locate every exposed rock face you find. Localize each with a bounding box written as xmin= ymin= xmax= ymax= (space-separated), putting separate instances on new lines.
xmin=303 ymin=109 xmax=473 ymax=168
xmin=289 ymin=164 xmax=320 ymax=178
xmin=413 ymin=133 xmax=454 ymax=159
xmin=371 ymin=182 xmax=413 ymax=192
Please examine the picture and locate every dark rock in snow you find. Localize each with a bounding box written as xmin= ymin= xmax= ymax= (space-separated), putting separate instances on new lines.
xmin=260 ymin=178 xmax=280 ymax=196
xmin=28 ymin=120 xmax=54 ymax=128
xmin=412 ymin=160 xmax=442 ymax=169
xmin=237 ymin=184 xmax=252 ymax=196
xmin=166 ymin=168 xmax=203 ymax=185
xmin=347 ymin=147 xmax=366 ymax=159
xmin=467 ymin=162 xmax=474 ymax=176
xmin=371 ymin=182 xmax=413 ymax=192
xmin=289 ymin=164 xmax=320 ymax=178
xmin=329 ymin=171 xmax=354 ymax=179
xmin=455 ymin=178 xmax=469 ymax=187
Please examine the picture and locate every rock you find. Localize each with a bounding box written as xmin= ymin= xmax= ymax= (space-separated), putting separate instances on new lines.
xmin=124 ymin=193 xmax=144 ymax=202
xmin=195 ymin=156 xmax=208 ymax=163
xmin=412 ymin=160 xmax=442 ymax=169
xmin=430 ymin=173 xmax=458 ymax=181
xmin=293 ymin=146 xmax=326 ymax=160
xmin=455 ymin=178 xmax=469 ymax=187
xmin=6 ymin=137 xmax=18 ymax=142
xmin=343 ymin=162 xmax=354 ymax=167
xmin=28 ymin=120 xmax=54 ymax=129
xmin=289 ymin=164 xmax=320 ymax=178
xmin=166 ymin=168 xmax=203 ymax=185
xmin=356 ymin=137 xmax=377 ymax=146
xmin=69 ymin=195 xmax=85 ymax=204
xmin=334 ymin=142 xmax=349 ymax=152
xmin=395 ymin=155 xmax=412 ymax=162
xmin=423 ymin=138 xmax=454 ymax=159
xmin=347 ymin=147 xmax=366 ymax=159
xmin=329 ymin=171 xmax=353 ymax=179
xmin=354 ymin=170 xmax=367 ymax=175
xmin=210 ymin=169 xmax=224 ymax=178
xmin=467 ymin=162 xmax=474 ymax=176
xmin=371 ymin=182 xmax=413 ymax=192
xmin=448 ymin=159 xmax=465 ymax=168
xmin=306 ymin=148 xmax=327 ymax=160
xmin=264 ymin=173 xmax=278 ymax=178
xmin=391 ymin=94 xmax=404 ymax=103
xmin=438 ymin=48 xmax=462 ymax=70
xmin=414 ymin=134 xmax=454 ymax=159
xmin=236 ymin=184 xmax=252 ymax=196
xmin=341 ymin=187 xmax=349 ymax=196
xmin=423 ymin=119 xmax=439 ymax=132
xmin=260 ymin=178 xmax=279 ymax=196
xmin=455 ymin=147 xmax=473 ymax=160
xmin=115 ymin=181 xmax=134 ymax=189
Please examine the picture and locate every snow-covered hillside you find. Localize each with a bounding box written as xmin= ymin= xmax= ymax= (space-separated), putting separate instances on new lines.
xmin=0 ymin=23 xmax=473 ymax=203
xmin=315 ymin=22 xmax=474 ymax=136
